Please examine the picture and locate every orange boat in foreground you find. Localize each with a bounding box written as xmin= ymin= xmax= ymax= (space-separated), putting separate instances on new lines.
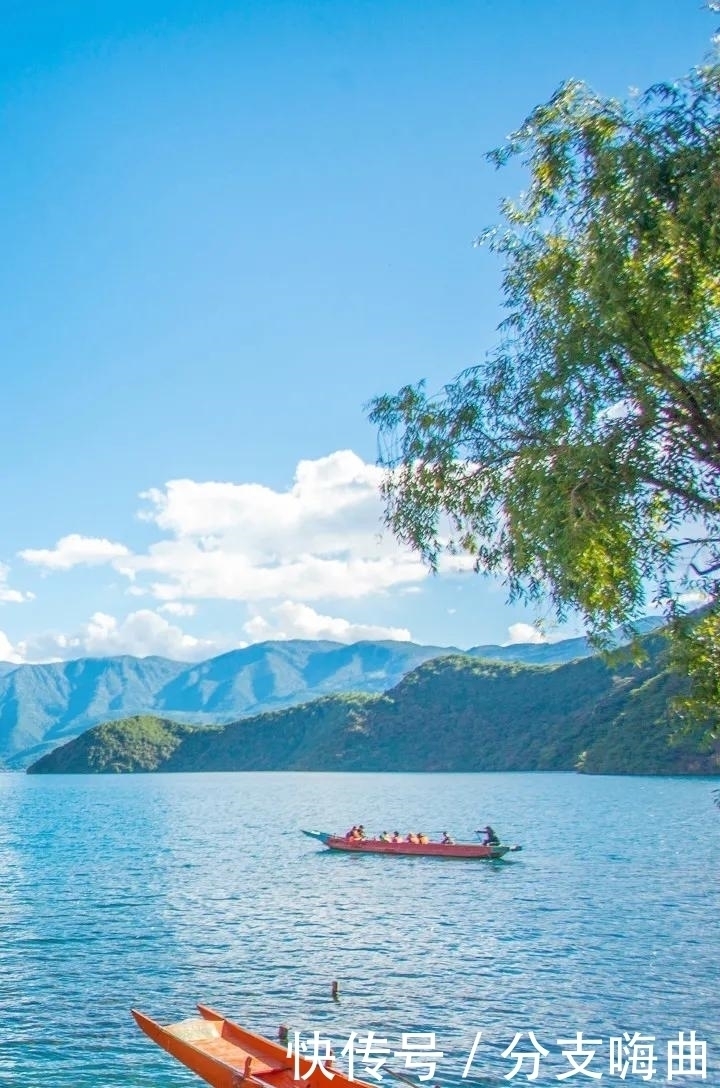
xmin=132 ymin=1004 xmax=375 ymax=1088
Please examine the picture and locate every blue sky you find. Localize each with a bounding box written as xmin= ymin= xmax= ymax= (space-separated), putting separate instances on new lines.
xmin=0 ymin=0 xmax=713 ymax=662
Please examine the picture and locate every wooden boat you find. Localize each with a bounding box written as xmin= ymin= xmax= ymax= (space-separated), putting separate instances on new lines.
xmin=132 ymin=1004 xmax=375 ymax=1088
xmin=301 ymin=829 xmax=521 ymax=859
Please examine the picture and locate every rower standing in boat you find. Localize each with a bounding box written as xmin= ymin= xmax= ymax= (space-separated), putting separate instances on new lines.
xmin=479 ymin=825 xmax=500 ymax=845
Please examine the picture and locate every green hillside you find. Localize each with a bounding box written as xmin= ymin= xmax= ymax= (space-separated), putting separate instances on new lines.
xmin=27 ymin=634 xmax=719 ymax=775
xmin=27 ymin=715 xmax=209 ymax=774
xmin=0 ymin=626 xmax=662 ymax=768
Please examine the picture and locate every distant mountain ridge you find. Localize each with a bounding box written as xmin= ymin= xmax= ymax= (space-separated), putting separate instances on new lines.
xmin=468 ymin=616 xmax=662 ymax=665
xmin=0 ymin=621 xmax=662 ymax=768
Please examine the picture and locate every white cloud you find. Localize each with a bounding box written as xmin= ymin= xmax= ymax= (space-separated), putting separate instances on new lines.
xmin=159 ymin=602 xmax=197 ymax=616
xmin=0 ymin=589 xmax=29 ymax=603
xmin=0 ymin=563 xmax=34 ymax=604
xmin=436 ymin=552 xmax=477 ymax=574
xmin=138 ymin=450 xmax=384 ymax=537
xmin=677 ymin=591 xmax=712 ymax=608
xmin=133 ymin=551 xmax=424 ymax=603
xmin=599 ymin=397 xmax=639 ymax=423
xmin=14 ymin=609 xmax=232 ymax=664
xmin=504 ymin=622 xmax=548 ymax=646
xmin=7 ymin=451 xmax=535 ymax=661
xmin=0 ymin=629 xmax=23 ymax=663
xmin=243 ymin=601 xmax=412 ymax=644
xmin=20 ymin=534 xmax=130 ymax=571
xmin=118 ymin=450 xmax=426 ymax=603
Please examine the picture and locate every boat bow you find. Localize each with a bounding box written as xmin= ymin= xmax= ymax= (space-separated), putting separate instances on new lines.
xmin=300 ymin=829 xmax=331 ymax=844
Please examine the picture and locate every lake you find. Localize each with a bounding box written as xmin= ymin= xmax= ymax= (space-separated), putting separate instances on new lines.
xmin=0 ymin=771 xmax=717 ymax=1087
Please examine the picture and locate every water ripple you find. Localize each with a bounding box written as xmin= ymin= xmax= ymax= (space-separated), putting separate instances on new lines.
xmin=0 ymin=771 xmax=717 ymax=1087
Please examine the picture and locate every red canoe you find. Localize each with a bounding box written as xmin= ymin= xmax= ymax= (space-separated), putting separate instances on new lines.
xmin=132 ymin=1004 xmax=376 ymax=1088
xmin=301 ymin=829 xmax=520 ymax=859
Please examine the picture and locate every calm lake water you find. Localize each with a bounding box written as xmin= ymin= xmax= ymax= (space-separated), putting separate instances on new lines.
xmin=0 ymin=772 xmax=717 ymax=1087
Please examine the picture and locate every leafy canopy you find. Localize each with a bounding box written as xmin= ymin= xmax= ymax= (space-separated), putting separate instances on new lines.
xmin=369 ymin=63 xmax=720 ymax=734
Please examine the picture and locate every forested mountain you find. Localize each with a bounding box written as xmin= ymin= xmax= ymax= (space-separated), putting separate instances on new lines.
xmin=1 ymin=630 xmax=642 ymax=768
xmin=28 ymin=632 xmax=718 ymax=776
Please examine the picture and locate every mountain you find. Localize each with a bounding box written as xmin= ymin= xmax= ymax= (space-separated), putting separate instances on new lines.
xmin=0 ymin=655 xmax=186 ymax=768
xmin=150 ymin=639 xmax=448 ymax=718
xmin=28 ymin=632 xmax=720 ymax=776
xmin=26 ymin=715 xmax=206 ymax=774
xmin=0 ymin=640 xmax=450 ymax=768
xmin=0 ymin=623 xmax=664 ymax=769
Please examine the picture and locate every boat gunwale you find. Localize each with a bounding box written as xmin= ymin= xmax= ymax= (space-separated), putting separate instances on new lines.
xmin=197 ymin=1004 xmax=292 ymax=1063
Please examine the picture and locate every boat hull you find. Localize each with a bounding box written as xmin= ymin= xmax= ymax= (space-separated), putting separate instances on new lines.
xmin=301 ymin=829 xmax=512 ymax=859
xmin=132 ymin=1005 xmax=374 ymax=1088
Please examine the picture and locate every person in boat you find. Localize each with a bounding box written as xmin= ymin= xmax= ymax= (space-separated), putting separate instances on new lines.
xmin=391 ymin=831 xmax=402 ymax=842
xmin=356 ymin=825 xmax=366 ymax=839
xmin=441 ymin=831 xmax=455 ymax=845
xmin=481 ymin=825 xmax=500 ymax=846
xmin=345 ymin=825 xmax=360 ymax=839
xmin=379 ymin=831 xmax=391 ymax=842
xmin=406 ymin=832 xmax=419 ymax=843
xmin=417 ymin=832 xmax=429 ymax=844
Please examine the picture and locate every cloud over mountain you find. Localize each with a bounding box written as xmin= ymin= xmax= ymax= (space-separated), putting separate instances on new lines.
xmin=5 ymin=609 xmax=226 ymax=664
xmin=505 ymin=622 xmax=548 ymax=646
xmin=243 ymin=601 xmax=412 ymax=643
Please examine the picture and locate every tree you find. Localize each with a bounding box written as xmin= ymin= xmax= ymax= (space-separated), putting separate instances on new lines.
xmin=368 ymin=62 xmax=720 ymax=737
